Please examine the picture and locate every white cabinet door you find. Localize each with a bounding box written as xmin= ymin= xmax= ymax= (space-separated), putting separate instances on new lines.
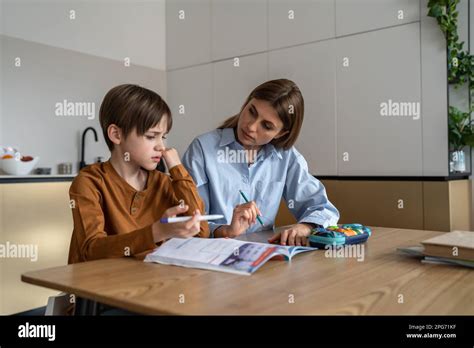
xmin=213 ymin=53 xmax=268 ymax=122
xmin=335 ymin=0 xmax=420 ymax=37
xmin=167 ymin=64 xmax=214 ymax=157
xmin=269 ymin=40 xmax=337 ymax=175
xmin=269 ymin=0 xmax=335 ymax=50
xmin=336 ymin=23 xmax=422 ymax=176
xmin=211 ymin=0 xmax=268 ymax=60
xmin=166 ymin=0 xmax=211 ymax=70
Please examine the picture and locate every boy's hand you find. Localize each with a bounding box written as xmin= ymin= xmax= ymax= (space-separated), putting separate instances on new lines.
xmin=161 ymin=204 xmax=188 ymax=218
xmin=162 ymin=148 xmax=181 ymax=170
xmin=268 ymin=223 xmax=312 ymax=246
xmin=152 ymin=205 xmax=201 ymax=243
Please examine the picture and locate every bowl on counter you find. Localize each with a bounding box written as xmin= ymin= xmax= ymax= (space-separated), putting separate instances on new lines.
xmin=1 ymin=156 xmax=40 ymax=175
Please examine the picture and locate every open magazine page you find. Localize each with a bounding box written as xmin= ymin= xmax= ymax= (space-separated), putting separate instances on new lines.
xmin=144 ymin=238 xmax=317 ymax=275
xmin=144 ymin=238 xmax=282 ymax=275
xmin=220 ymin=242 xmax=281 ymax=273
xmin=269 ymin=245 xmax=316 ymax=261
xmin=286 ymin=245 xmax=317 ymax=258
xmin=149 ymin=238 xmax=246 ymax=264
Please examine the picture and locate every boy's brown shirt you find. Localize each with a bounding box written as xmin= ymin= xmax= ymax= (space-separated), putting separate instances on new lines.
xmin=68 ymin=160 xmax=209 ymax=264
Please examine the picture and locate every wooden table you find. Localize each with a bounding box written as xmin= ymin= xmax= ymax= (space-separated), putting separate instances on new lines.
xmin=22 ymin=226 xmax=474 ymax=315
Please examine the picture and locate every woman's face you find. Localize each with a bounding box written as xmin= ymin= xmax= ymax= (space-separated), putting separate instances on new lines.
xmin=236 ymin=98 xmax=287 ymax=149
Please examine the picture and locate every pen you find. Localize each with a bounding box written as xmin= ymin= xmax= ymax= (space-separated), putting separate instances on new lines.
xmin=239 ymin=190 xmax=264 ymax=226
xmin=160 ymin=214 xmax=224 ymax=223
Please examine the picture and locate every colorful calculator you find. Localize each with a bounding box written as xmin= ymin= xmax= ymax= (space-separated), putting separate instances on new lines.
xmin=308 ymin=223 xmax=372 ymax=248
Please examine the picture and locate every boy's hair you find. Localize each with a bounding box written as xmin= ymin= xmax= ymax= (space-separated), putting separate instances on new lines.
xmin=99 ymin=84 xmax=172 ymax=151
xmin=218 ymin=79 xmax=304 ymax=150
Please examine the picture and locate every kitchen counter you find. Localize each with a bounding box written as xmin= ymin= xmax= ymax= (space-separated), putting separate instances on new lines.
xmin=2 ymin=173 xmax=470 ymax=184
xmin=0 ymin=174 xmax=76 ymax=184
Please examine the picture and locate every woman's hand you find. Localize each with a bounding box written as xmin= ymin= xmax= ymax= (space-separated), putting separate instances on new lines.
xmin=162 ymin=148 xmax=181 ymax=170
xmin=216 ymin=201 xmax=262 ymax=238
xmin=152 ymin=204 xmax=201 ymax=243
xmin=268 ymin=223 xmax=313 ymax=246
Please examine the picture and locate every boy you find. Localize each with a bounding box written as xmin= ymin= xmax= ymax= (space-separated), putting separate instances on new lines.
xmin=68 ymin=84 xmax=209 ymax=263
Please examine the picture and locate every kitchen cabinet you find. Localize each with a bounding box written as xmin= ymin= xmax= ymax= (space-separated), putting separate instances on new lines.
xmin=420 ymin=0 xmax=449 ymax=176
xmin=311 ymin=179 xmax=472 ymax=232
xmin=166 ymin=0 xmax=211 ymax=70
xmin=336 ymin=180 xmax=424 ymax=229
xmin=167 ymin=63 xmax=214 ymax=157
xmin=268 ymin=0 xmax=335 ymax=50
xmin=213 ymin=53 xmax=268 ymax=122
xmin=336 ymin=23 xmax=422 ymax=176
xmin=335 ymin=0 xmax=420 ymax=37
xmin=0 ymin=182 xmax=72 ymax=315
xmin=423 ymin=180 xmax=472 ymax=232
xmin=211 ymin=0 xmax=268 ymax=60
xmin=269 ymin=40 xmax=337 ymax=175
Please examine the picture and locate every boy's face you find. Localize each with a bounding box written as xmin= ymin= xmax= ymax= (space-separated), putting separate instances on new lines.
xmin=120 ymin=115 xmax=168 ymax=171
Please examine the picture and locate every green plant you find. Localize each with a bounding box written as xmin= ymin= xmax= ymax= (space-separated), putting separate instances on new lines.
xmin=448 ymin=106 xmax=474 ymax=150
xmin=428 ymin=0 xmax=474 ymax=151
xmin=428 ymin=0 xmax=474 ymax=87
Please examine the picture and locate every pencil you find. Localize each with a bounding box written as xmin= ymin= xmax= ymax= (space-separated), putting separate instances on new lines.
xmin=239 ymin=190 xmax=264 ymax=226
xmin=160 ymin=214 xmax=224 ymax=224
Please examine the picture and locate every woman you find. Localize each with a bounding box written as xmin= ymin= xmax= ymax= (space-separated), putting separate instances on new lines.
xmin=182 ymin=79 xmax=339 ymax=246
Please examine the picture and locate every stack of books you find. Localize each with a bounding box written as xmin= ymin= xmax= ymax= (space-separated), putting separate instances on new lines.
xmin=397 ymin=231 xmax=474 ymax=268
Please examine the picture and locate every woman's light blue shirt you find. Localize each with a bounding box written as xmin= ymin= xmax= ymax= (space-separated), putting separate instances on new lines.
xmin=182 ymin=128 xmax=340 ymax=236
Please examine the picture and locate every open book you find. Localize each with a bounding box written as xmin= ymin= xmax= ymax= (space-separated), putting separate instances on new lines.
xmin=144 ymin=237 xmax=315 ymax=275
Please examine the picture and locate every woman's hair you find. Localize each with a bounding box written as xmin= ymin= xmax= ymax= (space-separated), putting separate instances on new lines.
xmin=218 ymin=78 xmax=304 ymax=150
xmin=99 ymin=84 xmax=172 ymax=151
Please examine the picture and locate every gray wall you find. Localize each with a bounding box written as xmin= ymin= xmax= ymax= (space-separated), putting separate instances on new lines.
xmin=1 ymin=0 xmax=166 ymax=70
xmin=470 ymin=0 xmax=474 ymax=229
xmin=165 ymin=0 xmax=449 ymax=177
xmin=421 ymin=0 xmax=449 ymax=176
xmin=0 ymin=0 xmax=452 ymax=177
xmin=0 ymin=0 xmax=4 ymax=147
xmin=1 ymin=35 xmax=166 ymax=173
xmin=1 ymin=0 xmax=167 ymax=174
